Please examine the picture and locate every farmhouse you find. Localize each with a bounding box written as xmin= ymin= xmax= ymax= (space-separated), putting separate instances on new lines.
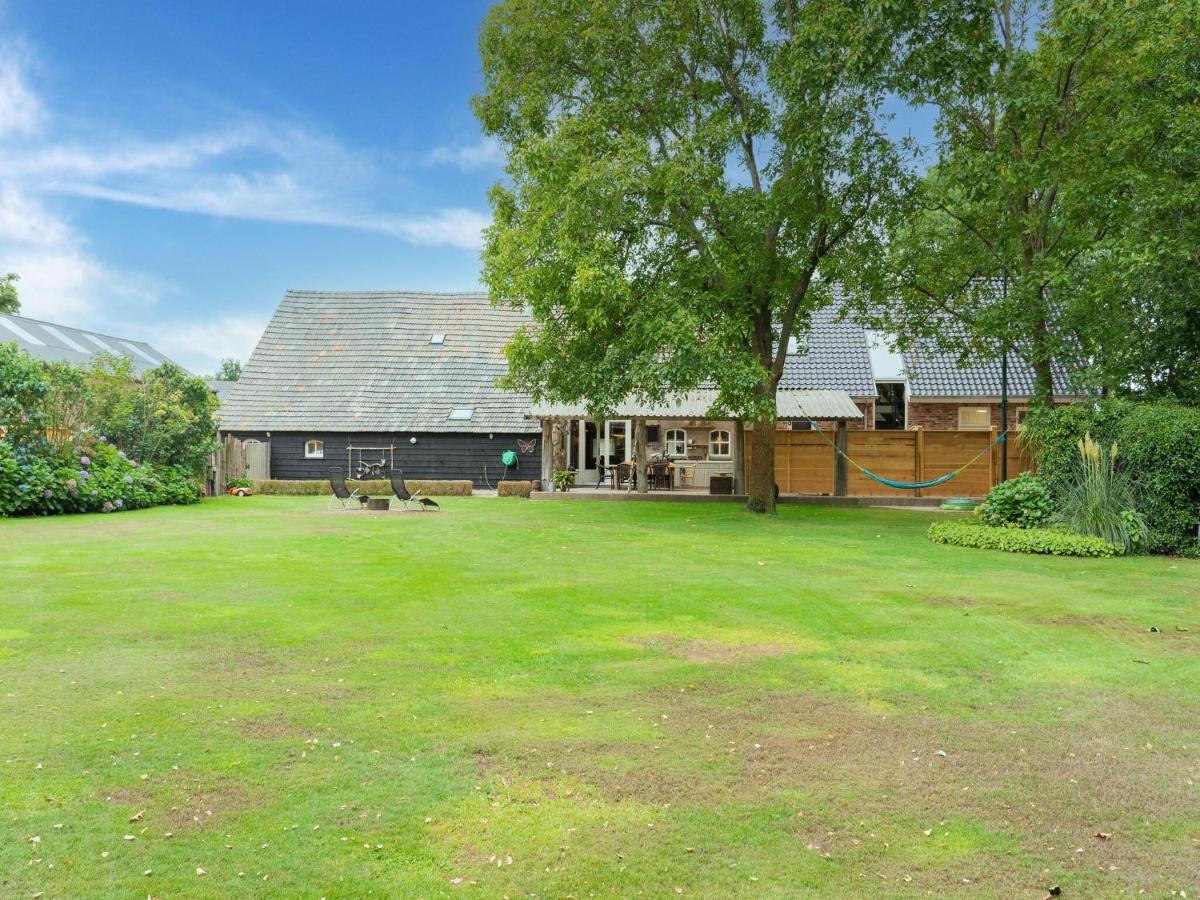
xmin=221 ymin=289 xmax=1077 ymax=493
xmin=218 ymin=290 xmax=544 ymax=486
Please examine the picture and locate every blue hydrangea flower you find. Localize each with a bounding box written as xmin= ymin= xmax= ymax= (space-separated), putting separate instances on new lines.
xmin=118 ymin=450 xmax=127 ymax=459
xmin=98 ymin=435 xmax=107 ymax=442
xmin=80 ymin=455 xmax=90 ymax=466
xmin=114 ymin=499 xmax=124 ymax=509
xmin=43 ymin=489 xmax=53 ymax=498
xmin=80 ymin=470 xmax=90 ymax=480
xmin=18 ymin=482 xmax=28 ymax=492
xmin=124 ymin=475 xmax=133 ymax=484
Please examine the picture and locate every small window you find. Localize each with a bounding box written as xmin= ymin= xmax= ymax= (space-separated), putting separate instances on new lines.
xmin=958 ymin=407 xmax=992 ymax=430
xmin=646 ymin=424 xmax=661 ymax=444
xmin=664 ymin=428 xmax=687 ymax=457
xmin=304 ymin=439 xmax=324 ymax=459
xmin=708 ymin=429 xmax=731 ymax=458
xmin=1015 ymin=408 xmax=1029 ymax=430
xmin=874 ymin=382 xmax=905 ymax=430
xmin=448 ymin=408 xmax=474 ymax=421
xmin=430 ymin=333 xmax=445 ymax=345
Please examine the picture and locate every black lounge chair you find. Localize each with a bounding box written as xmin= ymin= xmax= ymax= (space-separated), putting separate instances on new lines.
xmin=328 ymin=467 xmax=368 ymax=509
xmin=388 ymin=469 xmax=439 ymax=511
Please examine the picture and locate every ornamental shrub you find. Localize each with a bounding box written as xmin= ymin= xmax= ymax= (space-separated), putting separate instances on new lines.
xmin=1024 ymin=400 xmax=1200 ymax=554
xmin=928 ymin=520 xmax=1120 ymax=557
xmin=0 ymin=437 xmax=200 ymax=517
xmin=977 ymin=472 xmax=1053 ymax=529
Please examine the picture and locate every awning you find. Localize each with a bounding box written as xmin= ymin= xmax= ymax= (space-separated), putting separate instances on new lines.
xmin=530 ymin=389 xmax=864 ymax=421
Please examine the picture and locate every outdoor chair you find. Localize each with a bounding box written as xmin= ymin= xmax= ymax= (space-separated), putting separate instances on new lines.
xmin=649 ymin=461 xmax=673 ymax=491
xmin=676 ymin=463 xmax=697 ymax=489
xmin=388 ymin=469 xmax=440 ymax=511
xmin=328 ymin=467 xmax=368 ymax=509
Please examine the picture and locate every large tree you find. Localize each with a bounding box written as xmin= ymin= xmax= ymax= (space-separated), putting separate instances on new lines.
xmin=852 ymin=0 xmax=1176 ymax=405
xmin=475 ymin=0 xmax=922 ymax=512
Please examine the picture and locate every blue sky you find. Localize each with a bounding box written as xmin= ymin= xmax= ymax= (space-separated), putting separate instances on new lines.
xmin=0 ymin=2 xmax=934 ymax=374
xmin=0 ymin=0 xmax=502 ymax=373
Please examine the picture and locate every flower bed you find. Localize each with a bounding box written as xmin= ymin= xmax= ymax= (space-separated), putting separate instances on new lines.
xmin=250 ymin=479 xmax=473 ymax=496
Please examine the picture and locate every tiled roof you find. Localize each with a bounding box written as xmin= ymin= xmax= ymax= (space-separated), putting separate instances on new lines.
xmin=219 ymin=290 xmax=539 ymax=433
xmin=0 ymin=312 xmax=175 ymax=375
xmin=780 ymin=303 xmax=876 ymax=397
xmin=902 ymin=340 xmax=1076 ymax=398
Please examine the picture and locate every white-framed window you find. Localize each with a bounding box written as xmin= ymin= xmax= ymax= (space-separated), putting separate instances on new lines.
xmin=958 ymin=407 xmax=992 ymax=430
xmin=708 ymin=428 xmax=731 ymax=458
xmin=664 ymin=428 xmax=687 ymax=457
xmin=304 ymin=439 xmax=324 ymax=459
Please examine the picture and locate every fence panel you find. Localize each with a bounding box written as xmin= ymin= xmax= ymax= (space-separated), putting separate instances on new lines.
xmin=845 ymin=431 xmax=917 ymax=497
xmin=922 ymin=430 xmax=993 ymax=497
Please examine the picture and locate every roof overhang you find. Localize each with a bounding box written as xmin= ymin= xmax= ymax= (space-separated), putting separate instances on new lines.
xmin=530 ymin=389 xmax=864 ymax=422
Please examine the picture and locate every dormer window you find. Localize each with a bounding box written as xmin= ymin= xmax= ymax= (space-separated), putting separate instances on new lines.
xmin=430 ymin=333 xmax=445 ymax=345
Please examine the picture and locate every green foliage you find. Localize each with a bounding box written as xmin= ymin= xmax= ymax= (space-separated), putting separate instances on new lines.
xmin=977 ymin=472 xmax=1052 ymax=529
xmin=552 ymin=470 xmax=575 ymax=491
xmin=0 ymin=436 xmax=200 ymax=517
xmin=476 ymin=0 xmax=915 ymax=512
xmin=849 ymin=0 xmax=1198 ymax=405
xmin=1055 ymin=433 xmax=1147 ymax=554
xmin=0 ymin=340 xmax=51 ymax=448
xmin=213 ymin=358 xmax=243 ymax=381
xmin=928 ymin=520 xmax=1119 ymax=557
xmin=227 ymin=476 xmax=254 ymax=490
xmin=1025 ymin=400 xmax=1200 ymax=554
xmin=86 ymin=355 xmax=218 ymax=475
xmin=0 ymin=272 xmax=19 ymax=314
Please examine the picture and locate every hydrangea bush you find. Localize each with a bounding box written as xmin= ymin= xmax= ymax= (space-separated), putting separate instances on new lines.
xmin=0 ymin=436 xmax=200 ymax=517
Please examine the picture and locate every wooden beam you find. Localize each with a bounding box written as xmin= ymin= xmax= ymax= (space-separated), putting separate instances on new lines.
xmin=914 ymin=426 xmax=924 ymax=498
xmin=733 ymin=419 xmax=746 ymax=495
xmin=634 ymin=418 xmax=648 ymax=493
xmin=541 ymin=419 xmax=554 ymax=490
xmin=834 ymin=420 xmax=848 ymax=497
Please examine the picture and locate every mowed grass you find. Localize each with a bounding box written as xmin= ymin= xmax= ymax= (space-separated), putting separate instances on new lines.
xmin=1 ymin=497 xmax=1197 ymax=898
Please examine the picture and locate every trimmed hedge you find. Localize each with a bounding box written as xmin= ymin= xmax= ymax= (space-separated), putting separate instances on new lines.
xmin=928 ymin=520 xmax=1120 ymax=557
xmin=1023 ymin=400 xmax=1200 ymax=554
xmin=251 ymin=478 xmax=472 ymax=496
xmin=497 ymin=480 xmax=533 ymax=498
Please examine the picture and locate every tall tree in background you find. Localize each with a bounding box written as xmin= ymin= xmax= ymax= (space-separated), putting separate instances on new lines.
xmin=476 ymin=0 xmax=924 ymax=512
xmin=214 ymin=358 xmax=243 ymax=381
xmin=852 ymin=0 xmax=1149 ymax=404
xmin=1070 ymin=0 xmax=1200 ymax=403
xmin=0 ymin=273 xmax=19 ymax=314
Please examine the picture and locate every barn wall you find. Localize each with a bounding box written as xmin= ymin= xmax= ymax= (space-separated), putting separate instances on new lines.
xmin=223 ymin=430 xmax=542 ymax=487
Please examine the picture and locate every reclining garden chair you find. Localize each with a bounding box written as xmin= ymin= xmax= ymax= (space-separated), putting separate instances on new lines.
xmin=388 ymin=469 xmax=439 ymax=511
xmin=328 ymin=467 xmax=368 ymax=509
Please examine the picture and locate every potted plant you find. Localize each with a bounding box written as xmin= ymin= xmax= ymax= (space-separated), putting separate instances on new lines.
xmin=226 ymin=476 xmax=254 ymax=497
xmin=553 ymin=469 xmax=575 ymax=492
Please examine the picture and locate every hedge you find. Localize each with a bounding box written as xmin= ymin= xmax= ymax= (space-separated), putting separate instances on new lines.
xmin=1023 ymin=400 xmax=1200 ymax=554
xmin=251 ymin=479 xmax=473 ymax=496
xmin=497 ymin=480 xmax=533 ymax=498
xmin=928 ymin=520 xmax=1120 ymax=557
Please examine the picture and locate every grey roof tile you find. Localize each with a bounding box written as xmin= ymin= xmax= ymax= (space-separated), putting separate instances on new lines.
xmin=902 ymin=340 xmax=1076 ymax=398
xmin=780 ymin=302 xmax=877 ymax=396
xmin=220 ymin=290 xmax=539 ymax=433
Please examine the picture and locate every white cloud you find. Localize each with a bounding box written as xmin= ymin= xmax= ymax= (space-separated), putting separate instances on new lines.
xmin=133 ymin=313 xmax=270 ymax=375
xmin=0 ymin=44 xmax=44 ymax=138
xmin=424 ymin=136 xmax=504 ymax=171
xmin=0 ymin=36 xmax=494 ymax=370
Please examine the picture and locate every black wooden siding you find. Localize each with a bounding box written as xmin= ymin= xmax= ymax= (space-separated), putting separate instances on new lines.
xmin=225 ymin=430 xmax=542 ymax=486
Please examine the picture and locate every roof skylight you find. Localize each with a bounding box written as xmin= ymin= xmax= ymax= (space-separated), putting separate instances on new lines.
xmin=430 ymin=333 xmax=445 ymax=345
xmin=448 ymin=408 xmax=474 ymax=421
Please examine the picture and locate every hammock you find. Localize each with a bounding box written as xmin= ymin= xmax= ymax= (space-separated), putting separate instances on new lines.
xmin=807 ymin=421 xmax=1008 ymax=491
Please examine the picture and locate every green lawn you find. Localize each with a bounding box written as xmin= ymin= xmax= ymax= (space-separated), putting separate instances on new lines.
xmin=1 ymin=497 xmax=1197 ymax=898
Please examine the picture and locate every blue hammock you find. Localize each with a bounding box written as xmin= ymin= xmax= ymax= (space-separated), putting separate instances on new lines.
xmin=807 ymin=422 xmax=1008 ymax=491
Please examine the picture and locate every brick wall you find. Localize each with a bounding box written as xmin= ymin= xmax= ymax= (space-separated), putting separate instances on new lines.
xmin=907 ymin=402 xmax=1028 ymax=431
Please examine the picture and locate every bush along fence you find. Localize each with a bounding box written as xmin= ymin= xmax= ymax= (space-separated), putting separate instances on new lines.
xmin=0 ymin=437 xmax=201 ymax=516
xmin=928 ymin=520 xmax=1120 ymax=558
xmin=1023 ymin=400 xmax=1200 ymax=554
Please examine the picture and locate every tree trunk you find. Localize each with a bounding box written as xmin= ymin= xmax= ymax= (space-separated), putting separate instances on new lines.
xmin=745 ymin=412 xmax=777 ymax=514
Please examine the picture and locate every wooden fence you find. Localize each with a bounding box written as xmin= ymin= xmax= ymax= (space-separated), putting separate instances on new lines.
xmin=756 ymin=427 xmax=1031 ymax=498
xmin=207 ymin=435 xmax=270 ymax=495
